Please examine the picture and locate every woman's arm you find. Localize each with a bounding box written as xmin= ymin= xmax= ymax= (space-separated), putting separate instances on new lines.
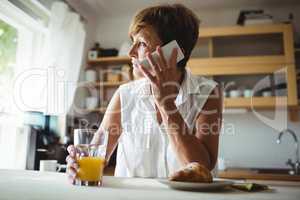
xmin=138 ymin=46 xmax=222 ymax=170
xmin=159 ymin=86 xmax=222 ymax=170
xmin=92 ymin=88 xmax=122 ymax=163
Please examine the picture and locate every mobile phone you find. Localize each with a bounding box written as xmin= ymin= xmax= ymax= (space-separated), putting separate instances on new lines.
xmin=139 ymin=40 xmax=184 ymax=68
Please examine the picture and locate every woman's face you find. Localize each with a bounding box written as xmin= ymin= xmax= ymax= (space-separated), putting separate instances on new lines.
xmin=128 ymin=26 xmax=162 ymax=79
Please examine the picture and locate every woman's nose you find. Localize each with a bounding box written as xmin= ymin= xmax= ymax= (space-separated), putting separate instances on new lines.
xmin=128 ymin=44 xmax=137 ymax=58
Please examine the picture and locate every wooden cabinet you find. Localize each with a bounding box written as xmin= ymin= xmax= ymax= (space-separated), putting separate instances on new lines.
xmin=188 ymin=23 xmax=298 ymax=119
xmin=80 ymin=56 xmax=132 ymax=113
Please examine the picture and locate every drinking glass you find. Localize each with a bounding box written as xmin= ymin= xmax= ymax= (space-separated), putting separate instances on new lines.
xmin=74 ymin=128 xmax=108 ymax=186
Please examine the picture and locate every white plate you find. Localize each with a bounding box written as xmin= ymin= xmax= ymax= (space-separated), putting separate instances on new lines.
xmin=159 ymin=179 xmax=233 ymax=191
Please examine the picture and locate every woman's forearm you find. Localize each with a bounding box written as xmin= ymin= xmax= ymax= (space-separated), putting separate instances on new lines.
xmin=158 ymin=102 xmax=212 ymax=169
xmin=105 ymin=132 xmax=120 ymax=163
xmin=90 ymin=127 xmax=120 ymax=165
xmin=92 ymin=88 xmax=122 ymax=165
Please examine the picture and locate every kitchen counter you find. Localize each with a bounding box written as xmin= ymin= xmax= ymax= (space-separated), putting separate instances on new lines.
xmin=0 ymin=169 xmax=299 ymax=200
xmin=218 ymin=169 xmax=300 ymax=181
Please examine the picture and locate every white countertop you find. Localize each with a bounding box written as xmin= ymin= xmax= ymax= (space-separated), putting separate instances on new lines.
xmin=0 ymin=169 xmax=299 ymax=200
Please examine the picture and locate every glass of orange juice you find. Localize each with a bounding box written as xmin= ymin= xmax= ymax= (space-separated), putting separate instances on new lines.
xmin=74 ymin=129 xmax=108 ymax=186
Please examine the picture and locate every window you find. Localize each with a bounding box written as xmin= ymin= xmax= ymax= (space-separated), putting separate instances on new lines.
xmin=0 ymin=1 xmax=49 ymax=169
xmin=0 ymin=18 xmax=18 ymax=112
xmin=0 ymin=18 xmax=17 ymax=76
xmin=0 ymin=1 xmax=48 ymax=114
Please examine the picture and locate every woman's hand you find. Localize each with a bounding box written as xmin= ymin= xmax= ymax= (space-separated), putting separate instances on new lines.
xmin=138 ymin=46 xmax=180 ymax=111
xmin=66 ymin=145 xmax=78 ymax=184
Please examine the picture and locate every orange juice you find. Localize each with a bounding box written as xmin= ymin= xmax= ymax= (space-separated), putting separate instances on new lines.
xmin=77 ymin=157 xmax=105 ymax=181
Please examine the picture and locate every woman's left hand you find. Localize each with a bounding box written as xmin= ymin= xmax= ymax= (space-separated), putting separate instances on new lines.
xmin=138 ymin=46 xmax=180 ymax=110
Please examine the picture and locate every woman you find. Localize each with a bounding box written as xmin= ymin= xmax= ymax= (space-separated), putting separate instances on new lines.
xmin=67 ymin=3 xmax=222 ymax=182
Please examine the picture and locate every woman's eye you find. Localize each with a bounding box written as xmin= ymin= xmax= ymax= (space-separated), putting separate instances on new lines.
xmin=139 ymin=42 xmax=147 ymax=47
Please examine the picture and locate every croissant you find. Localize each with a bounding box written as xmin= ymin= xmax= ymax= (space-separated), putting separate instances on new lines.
xmin=169 ymin=162 xmax=213 ymax=183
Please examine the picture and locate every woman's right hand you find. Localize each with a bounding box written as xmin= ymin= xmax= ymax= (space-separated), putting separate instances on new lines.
xmin=66 ymin=145 xmax=79 ymax=184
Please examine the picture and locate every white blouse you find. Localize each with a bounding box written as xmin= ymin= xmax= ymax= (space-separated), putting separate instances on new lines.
xmin=115 ymin=68 xmax=217 ymax=178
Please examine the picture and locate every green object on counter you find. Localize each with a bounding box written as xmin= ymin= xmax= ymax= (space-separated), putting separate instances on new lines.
xmin=232 ymin=183 xmax=269 ymax=192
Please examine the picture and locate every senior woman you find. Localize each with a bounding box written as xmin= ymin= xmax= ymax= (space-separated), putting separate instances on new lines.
xmin=67 ymin=3 xmax=222 ymax=182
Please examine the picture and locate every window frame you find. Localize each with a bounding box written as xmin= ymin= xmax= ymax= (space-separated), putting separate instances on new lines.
xmin=0 ymin=1 xmax=48 ymax=114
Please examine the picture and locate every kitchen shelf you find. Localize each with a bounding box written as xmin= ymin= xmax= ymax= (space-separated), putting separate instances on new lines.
xmin=192 ymin=23 xmax=298 ymax=118
xmin=87 ymin=56 xmax=131 ymax=67
xmin=188 ymin=56 xmax=287 ymax=76
xmin=224 ymin=97 xmax=287 ymax=108
xmin=218 ymin=169 xmax=300 ymax=181
xmin=199 ymin=24 xmax=290 ymax=38
xmin=80 ymin=97 xmax=287 ymax=112
xmin=83 ymin=57 xmax=133 ymax=116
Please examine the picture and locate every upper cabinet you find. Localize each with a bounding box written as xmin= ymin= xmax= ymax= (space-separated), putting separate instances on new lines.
xmin=188 ymin=23 xmax=298 ymax=115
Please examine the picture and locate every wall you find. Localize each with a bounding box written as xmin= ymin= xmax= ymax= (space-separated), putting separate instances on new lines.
xmin=93 ymin=3 xmax=300 ymax=169
xmin=95 ymin=4 xmax=300 ymax=48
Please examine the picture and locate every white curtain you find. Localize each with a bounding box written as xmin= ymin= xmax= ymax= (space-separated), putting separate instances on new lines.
xmin=0 ymin=1 xmax=86 ymax=169
xmin=15 ymin=1 xmax=86 ymax=115
xmin=39 ymin=2 xmax=86 ymax=141
xmin=41 ymin=2 xmax=86 ymax=115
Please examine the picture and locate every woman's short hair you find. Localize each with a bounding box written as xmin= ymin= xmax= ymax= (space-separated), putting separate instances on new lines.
xmin=129 ymin=4 xmax=200 ymax=70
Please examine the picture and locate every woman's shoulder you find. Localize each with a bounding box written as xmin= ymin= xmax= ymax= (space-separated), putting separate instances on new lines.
xmin=118 ymin=78 xmax=150 ymax=102
xmin=119 ymin=78 xmax=148 ymax=92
